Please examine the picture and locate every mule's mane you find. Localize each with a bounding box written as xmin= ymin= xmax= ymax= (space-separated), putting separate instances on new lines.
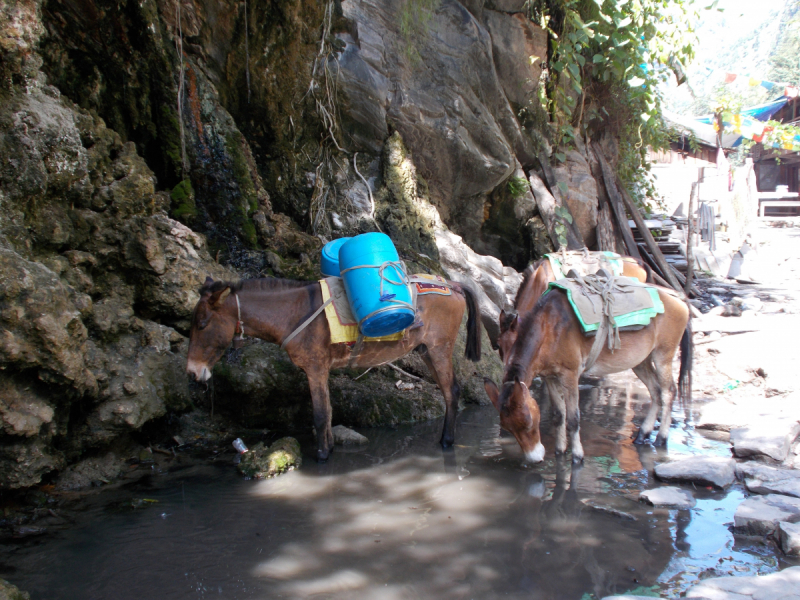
xmin=199 ymin=277 xmax=313 ymax=295
xmin=514 ymin=259 xmax=545 ymax=309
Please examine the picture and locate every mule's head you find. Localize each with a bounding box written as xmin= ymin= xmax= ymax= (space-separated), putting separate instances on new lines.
xmin=484 ymin=377 xmax=544 ymax=463
xmin=186 ymin=277 xmax=236 ymax=382
xmin=496 ymin=310 xmax=519 ymax=365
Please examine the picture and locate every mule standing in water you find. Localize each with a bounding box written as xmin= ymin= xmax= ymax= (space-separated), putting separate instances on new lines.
xmin=497 ymin=256 xmax=651 ymax=363
xmin=485 ymin=282 xmax=691 ymax=463
xmin=186 ymin=277 xmax=481 ymax=461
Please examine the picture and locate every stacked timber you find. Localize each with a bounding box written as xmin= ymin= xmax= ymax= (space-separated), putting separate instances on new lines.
xmin=628 ymin=217 xmax=688 ymax=273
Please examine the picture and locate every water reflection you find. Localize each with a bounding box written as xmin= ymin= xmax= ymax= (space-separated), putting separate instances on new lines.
xmin=1 ymin=377 xmax=796 ymax=599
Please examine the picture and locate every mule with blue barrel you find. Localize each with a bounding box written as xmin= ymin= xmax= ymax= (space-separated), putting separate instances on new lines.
xmin=186 ymin=233 xmax=481 ymax=461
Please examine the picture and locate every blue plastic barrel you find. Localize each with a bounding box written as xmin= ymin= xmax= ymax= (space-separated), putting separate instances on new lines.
xmin=320 ymin=237 xmax=351 ymax=277
xmin=339 ymin=233 xmax=415 ymax=337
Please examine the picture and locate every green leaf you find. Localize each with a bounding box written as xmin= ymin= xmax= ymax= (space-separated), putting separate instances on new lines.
xmin=628 ymin=76 xmax=646 ymax=87
xmin=576 ymin=54 xmax=586 ymax=67
xmin=567 ymin=63 xmax=580 ymax=79
xmin=552 ymin=61 xmax=564 ymax=72
xmin=554 ymin=153 xmax=566 ymax=164
xmin=557 ymin=181 xmax=569 ymax=195
xmin=564 ymin=212 xmax=573 ymax=224
xmin=593 ymin=53 xmax=604 ymax=63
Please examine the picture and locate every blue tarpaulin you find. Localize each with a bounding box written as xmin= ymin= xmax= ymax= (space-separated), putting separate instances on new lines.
xmin=694 ymin=97 xmax=788 ymax=124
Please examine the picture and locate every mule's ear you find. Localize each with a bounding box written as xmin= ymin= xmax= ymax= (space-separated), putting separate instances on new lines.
xmin=483 ymin=377 xmax=500 ymax=409
xmin=509 ymin=314 xmax=519 ymax=333
xmin=209 ymin=286 xmax=231 ymax=307
xmin=499 ymin=309 xmax=507 ymax=332
xmin=205 ymin=276 xmax=214 ymax=286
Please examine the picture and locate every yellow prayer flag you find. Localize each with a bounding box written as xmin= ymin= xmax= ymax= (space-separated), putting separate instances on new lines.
xmin=748 ymin=77 xmax=761 ymax=86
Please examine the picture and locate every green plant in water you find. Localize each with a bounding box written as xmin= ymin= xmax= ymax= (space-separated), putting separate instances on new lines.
xmin=507 ymin=176 xmax=530 ymax=198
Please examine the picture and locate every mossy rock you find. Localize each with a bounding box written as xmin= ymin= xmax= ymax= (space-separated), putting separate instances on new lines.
xmin=237 ymin=437 xmax=302 ymax=479
xmin=0 ymin=578 xmax=31 ymax=600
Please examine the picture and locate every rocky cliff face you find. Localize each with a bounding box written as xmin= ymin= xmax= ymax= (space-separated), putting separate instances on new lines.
xmin=0 ymin=0 xmax=612 ymax=490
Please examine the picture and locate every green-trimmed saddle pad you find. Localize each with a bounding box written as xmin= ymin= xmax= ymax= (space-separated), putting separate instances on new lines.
xmin=546 ymin=277 xmax=664 ymax=333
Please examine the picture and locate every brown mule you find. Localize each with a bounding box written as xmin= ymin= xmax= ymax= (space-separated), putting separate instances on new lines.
xmin=486 ymin=284 xmax=691 ymax=463
xmin=497 ymin=256 xmax=650 ymax=363
xmin=186 ymin=277 xmax=481 ymax=461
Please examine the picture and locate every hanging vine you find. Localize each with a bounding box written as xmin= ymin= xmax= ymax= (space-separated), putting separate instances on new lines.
xmin=526 ymin=0 xmax=701 ymax=203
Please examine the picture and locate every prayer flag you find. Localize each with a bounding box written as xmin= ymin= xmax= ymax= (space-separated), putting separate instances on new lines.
xmin=785 ymin=87 xmax=799 ymax=98
xmin=760 ymin=80 xmax=776 ymax=90
xmin=748 ymin=77 xmax=761 ymax=87
xmin=724 ymin=73 xmax=737 ymax=83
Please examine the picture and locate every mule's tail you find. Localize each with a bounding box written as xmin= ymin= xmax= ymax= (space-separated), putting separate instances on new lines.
xmin=678 ymin=316 xmax=693 ymax=401
xmin=462 ymin=285 xmax=482 ymax=362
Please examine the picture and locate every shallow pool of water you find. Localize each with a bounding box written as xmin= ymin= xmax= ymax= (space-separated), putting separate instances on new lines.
xmin=2 ymin=377 xmax=797 ymax=599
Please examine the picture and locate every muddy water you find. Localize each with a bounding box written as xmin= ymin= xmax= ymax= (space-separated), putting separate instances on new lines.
xmin=2 ymin=375 xmax=798 ymax=599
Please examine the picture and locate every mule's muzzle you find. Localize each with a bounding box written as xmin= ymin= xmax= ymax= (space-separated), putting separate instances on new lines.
xmin=186 ymin=360 xmax=212 ymax=382
xmin=524 ymin=442 xmax=546 ymax=464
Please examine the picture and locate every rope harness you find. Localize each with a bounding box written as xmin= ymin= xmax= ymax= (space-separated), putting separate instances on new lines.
xmin=565 ymin=270 xmax=633 ymax=372
xmin=339 ymin=260 xmax=415 ymax=320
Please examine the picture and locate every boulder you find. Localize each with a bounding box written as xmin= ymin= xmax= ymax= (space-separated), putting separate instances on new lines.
xmin=332 ymin=425 xmax=369 ymax=446
xmin=654 ymin=456 xmax=736 ymax=489
xmin=733 ymin=494 xmax=800 ymax=536
xmin=639 ymin=486 xmax=696 ymax=509
xmin=0 ymin=578 xmax=31 ymax=600
xmin=686 ymin=565 xmax=800 ymax=599
xmin=336 ymin=0 xmax=535 ymax=235
xmin=483 ymin=11 xmax=546 ymax=111
xmin=55 ymin=452 xmax=126 ymax=491
xmin=730 ymin=419 xmax=800 ymax=462
xmin=552 ymin=151 xmax=599 ymax=247
xmin=778 ymin=521 xmax=800 ymax=555
xmin=736 ymin=462 xmax=800 ymax=498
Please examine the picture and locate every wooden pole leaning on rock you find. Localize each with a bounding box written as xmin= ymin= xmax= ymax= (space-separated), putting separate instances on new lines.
xmin=618 ymin=180 xmax=684 ymax=294
xmin=595 ymin=152 xmax=641 ymax=260
xmin=527 ymin=169 xmax=584 ymax=250
xmin=685 ymin=182 xmax=698 ymax=296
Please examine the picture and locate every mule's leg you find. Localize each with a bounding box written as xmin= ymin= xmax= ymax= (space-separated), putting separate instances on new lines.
xmin=306 ymin=369 xmax=334 ymax=461
xmin=652 ymin=352 xmax=679 ymax=447
xmin=420 ymin=344 xmax=459 ymax=448
xmin=563 ymin=375 xmax=584 ymax=463
xmin=632 ymin=360 xmax=662 ymax=445
xmin=545 ymin=377 xmax=567 ymax=455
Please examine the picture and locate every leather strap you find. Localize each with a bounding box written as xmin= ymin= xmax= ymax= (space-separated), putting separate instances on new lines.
xmin=280 ymin=297 xmax=333 ymax=350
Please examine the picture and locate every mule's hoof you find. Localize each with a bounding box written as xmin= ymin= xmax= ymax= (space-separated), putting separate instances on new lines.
xmin=571 ymin=454 xmax=584 ymax=465
xmin=653 ymin=434 xmax=668 ymax=447
xmin=316 ymin=449 xmax=331 ymax=462
xmin=633 ymin=431 xmax=649 ymax=445
xmin=440 ymin=437 xmax=454 ymax=449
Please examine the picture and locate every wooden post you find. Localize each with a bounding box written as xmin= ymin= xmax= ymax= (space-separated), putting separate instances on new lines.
xmin=685 ymin=182 xmax=698 ymax=296
xmin=595 ymin=152 xmax=642 ymax=260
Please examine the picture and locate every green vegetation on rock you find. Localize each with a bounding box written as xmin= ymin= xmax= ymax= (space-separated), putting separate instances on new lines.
xmin=237 ymin=437 xmax=302 ymax=478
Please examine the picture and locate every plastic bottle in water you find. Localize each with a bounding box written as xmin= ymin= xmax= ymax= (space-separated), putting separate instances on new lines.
xmin=232 ymin=438 xmax=248 ymax=453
